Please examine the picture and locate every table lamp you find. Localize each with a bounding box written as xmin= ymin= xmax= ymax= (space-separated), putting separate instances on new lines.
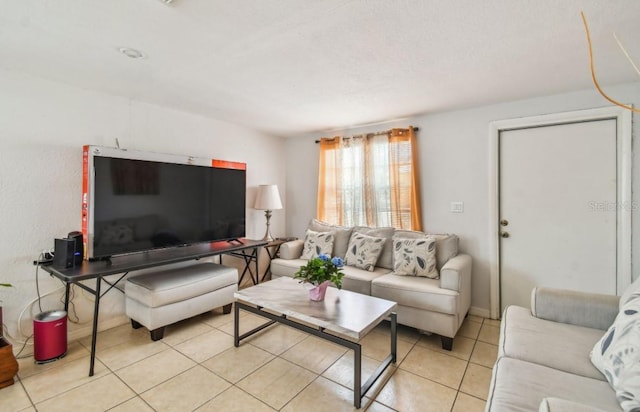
xmin=254 ymin=184 xmax=282 ymax=241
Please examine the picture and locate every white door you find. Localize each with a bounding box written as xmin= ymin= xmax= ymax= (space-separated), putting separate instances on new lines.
xmin=499 ymin=119 xmax=617 ymax=311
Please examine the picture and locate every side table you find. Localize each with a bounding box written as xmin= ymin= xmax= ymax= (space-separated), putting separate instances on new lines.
xmin=260 ymin=237 xmax=296 ymax=282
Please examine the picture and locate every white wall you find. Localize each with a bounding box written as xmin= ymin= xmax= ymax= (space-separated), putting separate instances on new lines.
xmin=0 ymin=69 xmax=287 ymax=343
xmin=284 ymin=82 xmax=640 ymax=317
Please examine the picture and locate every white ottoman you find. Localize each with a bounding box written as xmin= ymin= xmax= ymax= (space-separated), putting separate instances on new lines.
xmin=125 ymin=262 xmax=238 ymax=341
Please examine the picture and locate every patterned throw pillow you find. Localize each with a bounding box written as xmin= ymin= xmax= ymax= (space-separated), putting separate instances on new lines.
xmin=301 ymin=229 xmax=335 ymax=260
xmin=344 ymin=233 xmax=386 ymax=271
xmin=392 ymin=235 xmax=439 ymax=279
xmin=590 ymin=293 xmax=640 ymax=411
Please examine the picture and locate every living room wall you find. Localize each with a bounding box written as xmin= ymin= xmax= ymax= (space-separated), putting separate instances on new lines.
xmin=0 ymin=69 xmax=287 ymax=342
xmin=284 ymin=81 xmax=640 ymax=317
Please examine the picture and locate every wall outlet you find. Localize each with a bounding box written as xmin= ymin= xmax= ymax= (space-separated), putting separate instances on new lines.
xmin=450 ymin=201 xmax=464 ymax=213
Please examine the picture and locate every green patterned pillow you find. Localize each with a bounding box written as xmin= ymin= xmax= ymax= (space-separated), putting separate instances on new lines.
xmin=392 ymin=235 xmax=439 ymax=279
xmin=344 ymin=232 xmax=386 ymax=271
xmin=301 ymin=229 xmax=335 ymax=260
xmin=590 ymin=293 xmax=640 ymax=411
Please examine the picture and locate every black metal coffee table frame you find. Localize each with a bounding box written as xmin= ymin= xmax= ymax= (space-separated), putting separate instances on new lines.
xmin=234 ymin=301 xmax=397 ymax=409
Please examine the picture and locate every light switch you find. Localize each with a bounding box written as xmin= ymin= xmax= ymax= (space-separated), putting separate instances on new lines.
xmin=450 ymin=201 xmax=464 ymax=213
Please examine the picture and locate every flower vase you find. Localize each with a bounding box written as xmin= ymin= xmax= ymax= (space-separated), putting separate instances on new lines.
xmin=309 ymin=281 xmax=331 ymax=301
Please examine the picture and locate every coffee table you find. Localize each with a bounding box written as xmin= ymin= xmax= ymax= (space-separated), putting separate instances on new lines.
xmin=234 ymin=276 xmax=397 ymax=409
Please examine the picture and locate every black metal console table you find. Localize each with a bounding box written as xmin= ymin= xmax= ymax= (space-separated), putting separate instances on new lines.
xmin=40 ymin=239 xmax=267 ymax=376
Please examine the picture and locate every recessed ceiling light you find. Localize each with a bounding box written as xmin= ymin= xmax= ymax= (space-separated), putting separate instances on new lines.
xmin=118 ymin=47 xmax=146 ymax=59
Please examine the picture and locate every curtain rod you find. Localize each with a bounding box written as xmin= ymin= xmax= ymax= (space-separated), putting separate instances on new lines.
xmin=314 ymin=127 xmax=419 ymax=144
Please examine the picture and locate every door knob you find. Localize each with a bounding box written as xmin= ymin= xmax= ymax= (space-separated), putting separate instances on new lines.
xmin=500 ymin=219 xmax=509 ymax=226
xmin=500 ymin=231 xmax=510 ymax=238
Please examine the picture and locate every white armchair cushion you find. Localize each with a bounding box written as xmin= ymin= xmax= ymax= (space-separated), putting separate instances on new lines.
xmin=301 ymin=229 xmax=334 ymax=259
xmin=392 ymin=234 xmax=438 ymax=279
xmin=591 ymin=294 xmax=640 ymax=411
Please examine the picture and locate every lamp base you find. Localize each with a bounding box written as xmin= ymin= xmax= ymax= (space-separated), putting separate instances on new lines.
xmin=261 ymin=210 xmax=274 ymax=242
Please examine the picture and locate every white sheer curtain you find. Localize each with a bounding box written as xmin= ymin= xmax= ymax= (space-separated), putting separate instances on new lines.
xmin=317 ymin=127 xmax=421 ymax=230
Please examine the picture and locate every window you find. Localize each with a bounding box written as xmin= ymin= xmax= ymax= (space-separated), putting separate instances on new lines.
xmin=317 ymin=127 xmax=422 ymax=230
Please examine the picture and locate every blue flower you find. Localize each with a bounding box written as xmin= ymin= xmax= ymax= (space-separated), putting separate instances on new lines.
xmin=318 ymin=254 xmax=330 ymax=262
xmin=331 ymin=256 xmax=344 ymax=267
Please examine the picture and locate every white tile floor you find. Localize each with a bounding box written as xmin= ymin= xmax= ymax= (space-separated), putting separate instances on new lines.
xmin=2 ymin=308 xmax=498 ymax=411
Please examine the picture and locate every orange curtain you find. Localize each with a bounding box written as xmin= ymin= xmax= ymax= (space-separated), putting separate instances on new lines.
xmin=317 ymin=137 xmax=342 ymax=224
xmin=389 ymin=126 xmax=422 ymax=230
xmin=317 ymin=127 xmax=422 ymax=230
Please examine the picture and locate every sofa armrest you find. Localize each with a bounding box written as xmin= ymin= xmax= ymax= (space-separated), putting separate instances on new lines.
xmin=439 ymin=254 xmax=472 ymax=292
xmin=531 ymin=287 xmax=619 ymax=331
xmin=279 ymin=239 xmax=304 ymax=260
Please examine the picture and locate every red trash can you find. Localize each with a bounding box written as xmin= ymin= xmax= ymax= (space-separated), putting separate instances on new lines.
xmin=34 ymin=310 xmax=67 ymax=363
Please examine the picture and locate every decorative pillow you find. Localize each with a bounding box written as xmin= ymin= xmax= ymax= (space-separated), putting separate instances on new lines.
xmin=392 ymin=235 xmax=439 ymax=279
xmin=344 ymin=232 xmax=386 ymax=271
xmin=590 ymin=293 xmax=640 ymax=411
xmin=308 ymin=219 xmax=353 ymax=259
xmin=301 ymin=229 xmax=335 ymax=260
xmin=99 ymin=224 xmax=134 ymax=246
xmin=352 ymin=226 xmax=395 ymax=270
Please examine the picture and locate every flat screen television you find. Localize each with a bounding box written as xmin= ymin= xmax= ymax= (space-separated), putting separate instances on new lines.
xmin=82 ymin=145 xmax=246 ymax=260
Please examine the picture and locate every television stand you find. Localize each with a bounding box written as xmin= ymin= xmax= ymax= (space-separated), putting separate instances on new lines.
xmin=227 ymin=238 xmax=244 ymax=245
xmin=40 ymin=239 xmax=267 ymax=377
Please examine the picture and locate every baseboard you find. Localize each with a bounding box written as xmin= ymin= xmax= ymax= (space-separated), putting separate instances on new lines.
xmin=469 ymin=306 xmax=492 ymax=320
xmin=67 ymin=315 xmax=130 ymax=342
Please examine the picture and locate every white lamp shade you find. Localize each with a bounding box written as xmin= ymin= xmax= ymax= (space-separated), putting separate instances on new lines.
xmin=254 ymin=184 xmax=283 ymax=210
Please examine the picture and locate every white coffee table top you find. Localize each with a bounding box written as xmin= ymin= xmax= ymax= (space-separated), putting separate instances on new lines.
xmin=234 ymin=277 xmax=397 ymax=341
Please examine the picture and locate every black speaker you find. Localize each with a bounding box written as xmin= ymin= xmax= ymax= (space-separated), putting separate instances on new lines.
xmin=53 ymin=238 xmax=75 ymax=269
xmin=67 ymin=231 xmax=83 ymax=266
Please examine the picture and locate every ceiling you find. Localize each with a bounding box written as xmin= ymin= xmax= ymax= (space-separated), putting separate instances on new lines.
xmin=1 ymin=1 xmax=639 ymax=137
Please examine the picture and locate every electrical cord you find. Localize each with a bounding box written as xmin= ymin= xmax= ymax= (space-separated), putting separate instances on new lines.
xmin=35 ymin=252 xmax=44 ymax=313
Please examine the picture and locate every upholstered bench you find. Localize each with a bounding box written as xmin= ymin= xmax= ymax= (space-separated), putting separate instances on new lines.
xmin=125 ymin=262 xmax=238 ymax=341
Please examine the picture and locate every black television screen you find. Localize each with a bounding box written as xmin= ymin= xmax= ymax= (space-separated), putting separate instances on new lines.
xmin=88 ymin=154 xmax=246 ymax=260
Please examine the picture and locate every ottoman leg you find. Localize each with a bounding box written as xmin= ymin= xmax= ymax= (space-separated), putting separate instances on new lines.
xmin=131 ymin=319 xmax=143 ymax=330
xmin=441 ymin=336 xmax=453 ymax=351
xmin=222 ymin=303 xmax=232 ymax=314
xmin=150 ymin=327 xmax=165 ymax=341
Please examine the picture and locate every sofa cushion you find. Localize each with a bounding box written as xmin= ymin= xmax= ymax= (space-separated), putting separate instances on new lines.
xmin=392 ymin=234 xmax=438 ymax=278
xmin=353 ymin=226 xmax=395 ymax=269
xmin=591 ymin=294 xmax=640 ymax=411
xmin=301 ymin=229 xmax=335 ymax=259
xmin=371 ymin=274 xmax=458 ymax=314
xmin=395 ymin=230 xmax=458 ymax=270
xmin=270 ymin=257 xmax=389 ymax=296
xmin=308 ymin=219 xmax=353 ymax=259
xmin=500 ymin=306 xmax=606 ymax=381
xmin=487 ymin=357 xmax=621 ymax=412
xmin=539 ymin=397 xmax=615 ymax=412
xmin=341 ymin=265 xmax=390 ymax=295
xmin=344 ymin=232 xmax=386 ymax=271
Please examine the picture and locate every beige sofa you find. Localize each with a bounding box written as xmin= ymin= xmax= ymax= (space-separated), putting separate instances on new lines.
xmin=486 ymin=277 xmax=640 ymax=411
xmin=270 ymin=219 xmax=472 ymax=350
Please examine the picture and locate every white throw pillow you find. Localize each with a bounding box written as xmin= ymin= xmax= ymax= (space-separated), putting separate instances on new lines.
xmin=301 ymin=229 xmax=335 ymax=260
xmin=590 ymin=293 xmax=640 ymax=412
xmin=392 ymin=235 xmax=439 ymax=279
xmin=344 ymin=232 xmax=386 ymax=271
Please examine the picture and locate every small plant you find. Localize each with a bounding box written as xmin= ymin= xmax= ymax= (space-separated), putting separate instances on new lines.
xmin=294 ymin=254 xmax=345 ymax=290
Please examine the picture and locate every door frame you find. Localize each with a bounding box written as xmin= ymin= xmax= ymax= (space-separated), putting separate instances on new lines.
xmin=488 ymin=106 xmax=632 ymax=319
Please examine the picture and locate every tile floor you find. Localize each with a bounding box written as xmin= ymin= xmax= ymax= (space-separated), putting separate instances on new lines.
xmin=2 ymin=308 xmax=499 ymax=411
